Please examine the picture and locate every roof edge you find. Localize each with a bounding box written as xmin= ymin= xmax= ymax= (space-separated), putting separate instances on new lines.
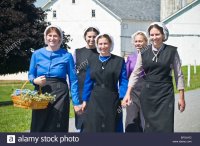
xmin=92 ymin=0 xmax=122 ymax=22
xmin=42 ymin=0 xmax=57 ymax=10
xmin=163 ymin=0 xmax=200 ymax=24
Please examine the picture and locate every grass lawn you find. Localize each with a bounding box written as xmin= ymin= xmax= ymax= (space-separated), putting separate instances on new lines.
xmin=0 ymin=81 xmax=75 ymax=132
xmin=0 ymin=82 xmax=33 ymax=102
xmin=181 ymin=65 xmax=200 ymax=91
xmin=0 ymin=103 xmax=75 ymax=132
xmin=0 ymin=105 xmax=31 ymax=132
xmin=173 ymin=65 xmax=200 ymax=92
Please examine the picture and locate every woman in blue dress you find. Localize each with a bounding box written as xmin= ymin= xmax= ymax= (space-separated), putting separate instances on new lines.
xmin=81 ymin=34 xmax=128 ymax=132
xmin=28 ymin=25 xmax=81 ymax=132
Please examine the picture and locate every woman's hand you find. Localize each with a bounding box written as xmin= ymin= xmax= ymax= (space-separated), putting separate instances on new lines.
xmin=121 ymin=93 xmax=131 ymax=107
xmin=33 ymin=76 xmax=46 ymax=87
xmin=81 ymin=101 xmax=87 ymax=111
xmin=178 ymin=89 xmax=186 ymax=112
xmin=74 ymin=105 xmax=82 ymax=115
xmin=121 ymin=87 xmax=132 ymax=107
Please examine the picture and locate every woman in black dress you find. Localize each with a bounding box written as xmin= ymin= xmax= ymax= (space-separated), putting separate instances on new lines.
xmin=81 ymin=34 xmax=128 ymax=132
xmin=122 ymin=22 xmax=186 ymax=132
xmin=74 ymin=26 xmax=100 ymax=132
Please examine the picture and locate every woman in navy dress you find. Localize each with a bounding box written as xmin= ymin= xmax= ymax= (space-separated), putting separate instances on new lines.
xmin=81 ymin=34 xmax=128 ymax=132
xmin=122 ymin=22 xmax=186 ymax=132
xmin=28 ymin=25 xmax=81 ymax=132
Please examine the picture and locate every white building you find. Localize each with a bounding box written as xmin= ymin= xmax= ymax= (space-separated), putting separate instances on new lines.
xmin=163 ymin=0 xmax=200 ymax=65
xmin=42 ymin=0 xmax=160 ymax=56
xmin=160 ymin=0 xmax=194 ymax=21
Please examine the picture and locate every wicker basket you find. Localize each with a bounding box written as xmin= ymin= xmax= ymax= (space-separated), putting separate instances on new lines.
xmin=11 ymin=81 xmax=49 ymax=110
xmin=11 ymin=95 xmax=49 ymax=109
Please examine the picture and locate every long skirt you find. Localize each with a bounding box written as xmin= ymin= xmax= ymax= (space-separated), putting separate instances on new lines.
xmin=140 ymin=81 xmax=174 ymax=132
xmin=30 ymin=78 xmax=70 ymax=132
xmin=83 ymin=86 xmax=120 ymax=132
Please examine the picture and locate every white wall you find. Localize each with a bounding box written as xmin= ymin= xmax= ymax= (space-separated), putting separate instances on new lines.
xmin=121 ymin=20 xmax=152 ymax=55
xmin=167 ymin=36 xmax=200 ymax=65
xmin=44 ymin=0 xmax=121 ymax=56
xmin=0 ymin=72 xmax=28 ymax=80
xmin=165 ymin=3 xmax=200 ymax=65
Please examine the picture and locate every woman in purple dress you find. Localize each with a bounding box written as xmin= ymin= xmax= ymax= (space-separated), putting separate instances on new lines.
xmin=125 ymin=31 xmax=148 ymax=132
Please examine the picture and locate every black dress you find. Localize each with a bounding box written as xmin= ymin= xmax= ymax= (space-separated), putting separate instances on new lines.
xmin=83 ymin=54 xmax=124 ymax=132
xmin=140 ymin=44 xmax=177 ymax=132
xmin=31 ymin=78 xmax=69 ymax=132
xmin=75 ymin=47 xmax=98 ymax=130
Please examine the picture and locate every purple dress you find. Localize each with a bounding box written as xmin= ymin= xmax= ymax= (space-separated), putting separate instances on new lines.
xmin=126 ymin=53 xmax=138 ymax=78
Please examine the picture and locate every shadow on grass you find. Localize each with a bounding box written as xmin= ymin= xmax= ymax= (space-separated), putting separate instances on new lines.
xmin=0 ymin=101 xmax=13 ymax=106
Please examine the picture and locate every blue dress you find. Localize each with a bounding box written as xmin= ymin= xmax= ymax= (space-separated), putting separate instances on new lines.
xmin=28 ymin=47 xmax=79 ymax=132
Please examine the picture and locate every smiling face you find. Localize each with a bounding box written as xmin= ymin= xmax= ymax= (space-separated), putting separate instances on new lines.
xmin=85 ymin=31 xmax=98 ymax=49
xmin=134 ymin=34 xmax=147 ymax=50
xmin=97 ymin=36 xmax=111 ymax=56
xmin=46 ymin=31 xmax=61 ymax=48
xmin=45 ymin=27 xmax=61 ymax=50
xmin=149 ymin=27 xmax=164 ymax=49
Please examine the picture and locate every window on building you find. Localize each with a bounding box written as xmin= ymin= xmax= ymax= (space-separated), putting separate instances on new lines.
xmin=92 ymin=9 xmax=95 ymax=18
xmin=53 ymin=10 xmax=56 ymax=18
xmin=72 ymin=0 xmax=75 ymax=4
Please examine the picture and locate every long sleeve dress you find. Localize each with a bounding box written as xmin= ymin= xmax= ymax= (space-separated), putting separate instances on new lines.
xmin=82 ymin=54 xmax=128 ymax=132
xmin=125 ymin=52 xmax=144 ymax=132
xmin=128 ymin=44 xmax=184 ymax=132
xmin=28 ymin=47 xmax=79 ymax=132
xmin=73 ymin=47 xmax=98 ymax=130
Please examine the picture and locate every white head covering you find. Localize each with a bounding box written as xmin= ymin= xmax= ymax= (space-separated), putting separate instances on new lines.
xmin=83 ymin=26 xmax=100 ymax=40
xmin=95 ymin=33 xmax=114 ymax=54
xmin=131 ymin=31 xmax=148 ymax=44
xmin=147 ymin=22 xmax=169 ymax=42
xmin=44 ymin=25 xmax=63 ymax=47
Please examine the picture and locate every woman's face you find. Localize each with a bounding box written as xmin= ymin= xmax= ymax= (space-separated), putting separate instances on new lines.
xmin=85 ymin=31 xmax=98 ymax=48
xmin=97 ymin=37 xmax=111 ymax=56
xmin=46 ymin=30 xmax=61 ymax=48
xmin=134 ymin=34 xmax=147 ymax=50
xmin=149 ymin=27 xmax=164 ymax=48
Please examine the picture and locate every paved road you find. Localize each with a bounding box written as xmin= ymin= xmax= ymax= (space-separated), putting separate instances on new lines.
xmin=174 ymin=89 xmax=200 ymax=132
xmin=69 ymin=89 xmax=200 ymax=132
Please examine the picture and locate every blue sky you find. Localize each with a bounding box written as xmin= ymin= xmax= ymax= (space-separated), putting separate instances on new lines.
xmin=34 ymin=0 xmax=49 ymax=7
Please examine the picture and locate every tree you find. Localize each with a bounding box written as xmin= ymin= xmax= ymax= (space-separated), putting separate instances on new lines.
xmin=0 ymin=0 xmax=46 ymax=74
xmin=0 ymin=0 xmax=72 ymax=75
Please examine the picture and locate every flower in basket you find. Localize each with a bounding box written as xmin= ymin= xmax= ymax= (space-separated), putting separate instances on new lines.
xmin=12 ymin=89 xmax=56 ymax=102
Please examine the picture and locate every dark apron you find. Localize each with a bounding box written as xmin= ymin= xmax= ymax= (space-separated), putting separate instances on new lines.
xmin=83 ymin=85 xmax=120 ymax=132
xmin=140 ymin=76 xmax=174 ymax=132
xmin=31 ymin=78 xmax=70 ymax=132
